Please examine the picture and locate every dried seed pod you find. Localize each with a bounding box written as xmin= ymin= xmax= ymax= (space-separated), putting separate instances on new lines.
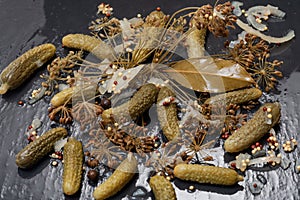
xmin=204 ymin=88 xmax=262 ymax=106
xmin=157 ymin=86 xmax=180 ymax=141
xmin=224 ymin=102 xmax=281 ymax=153
xmin=15 ymin=127 xmax=67 ymax=169
xmin=174 ymin=164 xmax=244 ymax=186
xmin=149 ymin=175 xmax=177 ymax=200
xmin=0 ymin=43 xmax=56 ymax=94
xmin=62 ymin=34 xmax=115 ymax=60
xmin=93 ymin=154 xmax=137 ymax=200
xmin=102 ymin=83 xmax=158 ymax=123
xmin=63 ymin=137 xmax=83 ymax=196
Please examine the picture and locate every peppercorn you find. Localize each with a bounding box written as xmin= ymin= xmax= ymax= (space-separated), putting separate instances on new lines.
xmin=100 ymin=97 xmax=111 ymax=109
xmin=87 ymin=169 xmax=99 ymax=182
xmin=84 ymin=151 xmax=91 ymax=157
xmin=18 ymin=100 xmax=24 ymax=106
xmin=87 ymin=158 xmax=99 ymax=168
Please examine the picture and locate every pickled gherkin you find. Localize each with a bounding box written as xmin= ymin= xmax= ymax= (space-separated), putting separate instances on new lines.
xmin=63 ymin=137 xmax=84 ymax=195
xmin=0 ymin=43 xmax=56 ymax=94
xmin=15 ymin=127 xmax=67 ymax=169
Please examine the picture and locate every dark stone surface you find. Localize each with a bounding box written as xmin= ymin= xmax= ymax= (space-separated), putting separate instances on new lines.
xmin=0 ymin=0 xmax=299 ymax=199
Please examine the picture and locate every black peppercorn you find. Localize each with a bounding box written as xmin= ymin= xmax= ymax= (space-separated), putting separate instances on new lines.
xmin=100 ymin=97 xmax=111 ymax=109
xmin=87 ymin=169 xmax=99 ymax=182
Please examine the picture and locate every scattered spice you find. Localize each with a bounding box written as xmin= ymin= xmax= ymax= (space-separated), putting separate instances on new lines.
xmin=283 ymin=138 xmax=297 ymax=152
xmin=5 ymin=1 xmax=297 ymax=199
xmin=51 ymin=160 xmax=58 ymax=167
xmin=87 ymin=158 xmax=99 ymax=168
xmin=18 ymin=100 xmax=25 ymax=106
xmin=87 ymin=169 xmax=99 ymax=182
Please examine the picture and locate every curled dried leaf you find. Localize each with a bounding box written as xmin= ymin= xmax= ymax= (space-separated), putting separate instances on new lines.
xmin=168 ymin=57 xmax=255 ymax=93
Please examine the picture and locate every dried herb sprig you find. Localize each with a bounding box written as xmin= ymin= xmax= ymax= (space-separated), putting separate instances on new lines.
xmin=41 ymin=51 xmax=83 ymax=95
xmin=248 ymin=52 xmax=283 ymax=92
xmin=146 ymin=142 xmax=182 ymax=179
xmin=29 ymin=51 xmax=82 ymax=104
xmin=48 ymin=105 xmax=73 ymax=124
xmin=86 ymin=128 xmax=124 ymax=168
xmin=225 ymin=33 xmax=269 ymax=69
xmin=72 ymin=101 xmax=103 ymax=129
xmin=89 ymin=17 xmax=121 ymax=38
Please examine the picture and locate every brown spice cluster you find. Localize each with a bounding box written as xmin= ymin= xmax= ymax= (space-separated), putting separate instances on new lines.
xmin=191 ymin=2 xmax=237 ymax=37
xmin=104 ymin=125 xmax=157 ymax=155
xmin=48 ymin=106 xmax=73 ymax=124
xmin=144 ymin=10 xmax=169 ymax=27
xmin=201 ymin=102 xmax=248 ymax=139
xmin=225 ymin=34 xmax=269 ymax=69
xmin=41 ymin=51 xmax=82 ymax=95
xmin=225 ymin=33 xmax=283 ymax=92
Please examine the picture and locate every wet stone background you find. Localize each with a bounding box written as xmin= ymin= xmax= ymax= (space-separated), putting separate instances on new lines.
xmin=0 ymin=0 xmax=299 ymax=199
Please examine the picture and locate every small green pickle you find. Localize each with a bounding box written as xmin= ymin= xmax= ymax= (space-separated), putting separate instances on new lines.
xmin=102 ymin=83 xmax=158 ymax=123
xmin=63 ymin=137 xmax=83 ymax=196
xmin=15 ymin=127 xmax=67 ymax=169
xmin=224 ymin=102 xmax=281 ymax=153
xmin=157 ymin=86 xmax=180 ymax=141
xmin=0 ymin=43 xmax=56 ymax=94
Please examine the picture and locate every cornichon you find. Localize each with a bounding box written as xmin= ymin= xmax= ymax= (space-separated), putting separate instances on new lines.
xmin=157 ymin=86 xmax=180 ymax=141
xmin=0 ymin=43 xmax=56 ymax=94
xmin=50 ymin=85 xmax=97 ymax=107
xmin=204 ymin=88 xmax=262 ymax=106
xmin=15 ymin=127 xmax=67 ymax=169
xmin=63 ymin=137 xmax=83 ymax=196
xmin=50 ymin=87 xmax=73 ymax=107
xmin=62 ymin=34 xmax=115 ymax=61
xmin=174 ymin=163 xmax=244 ymax=186
xmin=102 ymin=83 xmax=158 ymax=123
xmin=149 ymin=175 xmax=177 ymax=200
xmin=224 ymin=102 xmax=281 ymax=153
xmin=93 ymin=154 xmax=137 ymax=200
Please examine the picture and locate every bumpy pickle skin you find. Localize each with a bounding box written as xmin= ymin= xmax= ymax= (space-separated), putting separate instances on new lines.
xmin=102 ymin=83 xmax=159 ymax=123
xmin=204 ymin=88 xmax=262 ymax=106
xmin=62 ymin=34 xmax=115 ymax=61
xmin=0 ymin=43 xmax=56 ymax=94
xmin=15 ymin=127 xmax=67 ymax=169
xmin=174 ymin=164 xmax=244 ymax=186
xmin=149 ymin=175 xmax=177 ymax=200
xmin=157 ymin=86 xmax=180 ymax=141
xmin=50 ymin=85 xmax=97 ymax=107
xmin=63 ymin=137 xmax=83 ymax=196
xmin=50 ymin=87 xmax=74 ymax=107
xmin=224 ymin=102 xmax=281 ymax=153
xmin=93 ymin=154 xmax=137 ymax=200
